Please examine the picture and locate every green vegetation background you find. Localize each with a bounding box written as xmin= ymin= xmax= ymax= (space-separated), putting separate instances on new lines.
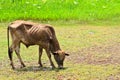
xmin=0 ymin=0 xmax=120 ymax=23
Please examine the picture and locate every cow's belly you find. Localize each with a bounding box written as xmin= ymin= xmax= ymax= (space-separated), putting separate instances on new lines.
xmin=21 ymin=37 xmax=48 ymax=48
xmin=20 ymin=37 xmax=35 ymax=46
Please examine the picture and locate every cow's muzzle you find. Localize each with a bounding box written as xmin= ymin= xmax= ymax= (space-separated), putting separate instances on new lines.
xmin=58 ymin=65 xmax=63 ymax=69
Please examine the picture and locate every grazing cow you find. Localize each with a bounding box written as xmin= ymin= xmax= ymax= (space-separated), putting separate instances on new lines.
xmin=7 ymin=20 xmax=69 ymax=69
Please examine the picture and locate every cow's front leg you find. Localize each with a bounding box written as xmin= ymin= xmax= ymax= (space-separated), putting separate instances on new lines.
xmin=45 ymin=48 xmax=55 ymax=69
xmin=38 ymin=46 xmax=43 ymax=67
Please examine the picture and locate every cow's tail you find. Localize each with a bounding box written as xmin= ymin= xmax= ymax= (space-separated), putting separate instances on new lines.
xmin=7 ymin=27 xmax=9 ymax=52
xmin=7 ymin=26 xmax=11 ymax=61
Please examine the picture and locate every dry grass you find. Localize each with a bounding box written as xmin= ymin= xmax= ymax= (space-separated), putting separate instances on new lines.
xmin=0 ymin=21 xmax=120 ymax=80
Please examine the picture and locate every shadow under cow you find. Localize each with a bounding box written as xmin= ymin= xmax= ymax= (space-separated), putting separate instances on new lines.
xmin=15 ymin=66 xmax=68 ymax=72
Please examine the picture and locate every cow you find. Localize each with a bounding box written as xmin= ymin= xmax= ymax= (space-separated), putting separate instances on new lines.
xmin=7 ymin=20 xmax=69 ymax=69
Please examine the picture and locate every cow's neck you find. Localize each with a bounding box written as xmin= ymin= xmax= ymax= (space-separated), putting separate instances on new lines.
xmin=51 ymin=37 xmax=61 ymax=53
xmin=53 ymin=41 xmax=61 ymax=51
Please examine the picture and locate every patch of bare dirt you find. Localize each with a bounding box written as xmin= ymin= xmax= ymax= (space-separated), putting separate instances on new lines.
xmin=56 ymin=74 xmax=79 ymax=80
xmin=106 ymin=74 xmax=120 ymax=80
xmin=67 ymin=42 xmax=120 ymax=65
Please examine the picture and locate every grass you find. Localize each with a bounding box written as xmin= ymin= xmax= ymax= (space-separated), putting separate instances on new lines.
xmin=0 ymin=0 xmax=120 ymax=23
xmin=0 ymin=21 xmax=120 ymax=80
xmin=0 ymin=64 xmax=119 ymax=80
xmin=0 ymin=1 xmax=120 ymax=79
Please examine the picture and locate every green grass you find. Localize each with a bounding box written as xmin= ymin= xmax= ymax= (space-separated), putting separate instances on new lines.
xmin=0 ymin=0 xmax=120 ymax=23
xmin=0 ymin=22 xmax=120 ymax=80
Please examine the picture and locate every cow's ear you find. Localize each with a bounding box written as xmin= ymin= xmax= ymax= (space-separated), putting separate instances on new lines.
xmin=53 ymin=52 xmax=58 ymax=55
xmin=65 ymin=53 xmax=69 ymax=56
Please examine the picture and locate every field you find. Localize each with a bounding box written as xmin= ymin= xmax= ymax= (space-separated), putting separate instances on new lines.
xmin=0 ymin=21 xmax=120 ymax=80
xmin=0 ymin=0 xmax=120 ymax=80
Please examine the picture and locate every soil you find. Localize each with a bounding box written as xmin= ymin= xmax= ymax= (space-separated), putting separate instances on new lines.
xmin=67 ymin=42 xmax=120 ymax=65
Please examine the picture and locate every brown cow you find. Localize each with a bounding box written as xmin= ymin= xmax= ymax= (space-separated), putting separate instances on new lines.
xmin=7 ymin=20 xmax=69 ymax=69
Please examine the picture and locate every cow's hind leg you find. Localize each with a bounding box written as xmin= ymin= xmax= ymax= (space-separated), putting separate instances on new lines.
xmin=9 ymin=41 xmax=19 ymax=69
xmin=38 ymin=46 xmax=43 ymax=67
xmin=15 ymin=43 xmax=26 ymax=68
xmin=8 ymin=46 xmax=15 ymax=69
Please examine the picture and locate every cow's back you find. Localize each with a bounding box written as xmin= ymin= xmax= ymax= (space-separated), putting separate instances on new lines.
xmin=8 ymin=20 xmax=55 ymax=47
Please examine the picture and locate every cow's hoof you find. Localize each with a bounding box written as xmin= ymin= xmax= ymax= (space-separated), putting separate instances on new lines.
xmin=38 ymin=66 xmax=43 ymax=68
xmin=58 ymin=66 xmax=63 ymax=69
xmin=22 ymin=64 xmax=26 ymax=67
xmin=38 ymin=64 xmax=43 ymax=68
xmin=20 ymin=65 xmax=26 ymax=68
xmin=50 ymin=66 xmax=56 ymax=69
xmin=12 ymin=66 xmax=15 ymax=70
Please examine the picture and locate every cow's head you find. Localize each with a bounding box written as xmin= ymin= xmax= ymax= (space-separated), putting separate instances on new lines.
xmin=53 ymin=50 xmax=69 ymax=69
